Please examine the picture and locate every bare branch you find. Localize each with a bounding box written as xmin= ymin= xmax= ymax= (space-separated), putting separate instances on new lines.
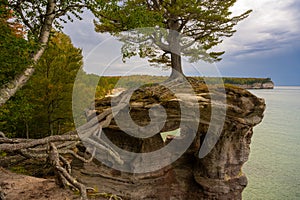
xmin=12 ymin=3 xmax=35 ymax=33
xmin=55 ymin=4 xmax=86 ymax=18
xmin=150 ymin=33 xmax=170 ymax=52
xmin=0 ymin=134 xmax=79 ymax=152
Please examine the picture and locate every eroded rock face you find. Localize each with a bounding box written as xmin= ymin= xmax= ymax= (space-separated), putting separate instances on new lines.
xmin=72 ymin=79 xmax=265 ymax=200
xmin=236 ymin=81 xmax=274 ymax=89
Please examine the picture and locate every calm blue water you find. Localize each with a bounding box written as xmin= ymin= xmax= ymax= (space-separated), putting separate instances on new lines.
xmin=243 ymin=87 xmax=300 ymax=200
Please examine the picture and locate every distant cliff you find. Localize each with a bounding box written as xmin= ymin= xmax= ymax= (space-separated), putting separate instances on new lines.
xmin=234 ymin=82 xmax=274 ymax=89
xmin=221 ymin=77 xmax=274 ymax=89
xmin=195 ymin=77 xmax=274 ymax=89
xmin=73 ymin=78 xmax=266 ymax=200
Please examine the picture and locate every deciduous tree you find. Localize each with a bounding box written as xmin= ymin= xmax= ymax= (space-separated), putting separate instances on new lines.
xmin=0 ymin=0 xmax=94 ymax=106
xmin=0 ymin=32 xmax=83 ymax=138
xmin=0 ymin=4 xmax=33 ymax=88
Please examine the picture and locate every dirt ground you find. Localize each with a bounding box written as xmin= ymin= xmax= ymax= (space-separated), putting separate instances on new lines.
xmin=0 ymin=167 xmax=80 ymax=200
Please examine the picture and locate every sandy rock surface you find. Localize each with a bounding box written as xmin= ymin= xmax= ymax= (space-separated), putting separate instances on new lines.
xmin=0 ymin=167 xmax=79 ymax=200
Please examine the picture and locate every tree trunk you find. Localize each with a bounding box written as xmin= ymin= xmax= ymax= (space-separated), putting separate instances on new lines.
xmin=169 ymin=52 xmax=184 ymax=80
xmin=25 ymin=121 xmax=29 ymax=139
xmin=0 ymin=66 xmax=37 ymax=107
xmin=168 ymin=28 xmax=185 ymax=80
xmin=0 ymin=0 xmax=56 ymax=107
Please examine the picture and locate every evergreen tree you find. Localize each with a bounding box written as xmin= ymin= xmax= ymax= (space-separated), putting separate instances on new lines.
xmin=93 ymin=0 xmax=251 ymax=79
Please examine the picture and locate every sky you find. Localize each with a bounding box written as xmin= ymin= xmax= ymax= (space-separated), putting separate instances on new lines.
xmin=63 ymin=0 xmax=300 ymax=86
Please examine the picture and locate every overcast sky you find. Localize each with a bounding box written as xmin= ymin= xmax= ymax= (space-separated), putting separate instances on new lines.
xmin=63 ymin=0 xmax=300 ymax=86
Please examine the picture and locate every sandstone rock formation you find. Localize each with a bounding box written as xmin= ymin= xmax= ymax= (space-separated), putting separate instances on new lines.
xmin=235 ymin=81 xmax=274 ymax=89
xmin=72 ymin=78 xmax=265 ymax=200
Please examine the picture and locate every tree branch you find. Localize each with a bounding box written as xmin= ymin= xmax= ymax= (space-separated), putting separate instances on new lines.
xmin=12 ymin=3 xmax=35 ymax=33
xmin=150 ymin=33 xmax=170 ymax=52
xmin=55 ymin=4 xmax=86 ymax=18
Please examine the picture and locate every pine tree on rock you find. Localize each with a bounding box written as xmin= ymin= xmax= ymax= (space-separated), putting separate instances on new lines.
xmin=93 ymin=0 xmax=251 ymax=79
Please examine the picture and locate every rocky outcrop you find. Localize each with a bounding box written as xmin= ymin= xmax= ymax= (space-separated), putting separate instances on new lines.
xmin=72 ymin=78 xmax=265 ymax=200
xmin=235 ymin=81 xmax=274 ymax=89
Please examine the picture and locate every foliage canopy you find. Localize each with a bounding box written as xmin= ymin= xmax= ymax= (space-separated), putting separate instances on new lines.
xmin=0 ymin=0 xmax=96 ymax=106
xmin=93 ymin=0 xmax=251 ymax=77
xmin=0 ymin=5 xmax=33 ymax=87
xmin=0 ymin=32 xmax=83 ymax=138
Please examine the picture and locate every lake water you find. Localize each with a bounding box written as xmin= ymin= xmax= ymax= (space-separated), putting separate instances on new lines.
xmin=243 ymin=87 xmax=300 ymax=200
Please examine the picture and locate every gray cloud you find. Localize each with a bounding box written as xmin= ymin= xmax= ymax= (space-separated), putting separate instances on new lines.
xmin=219 ymin=0 xmax=300 ymax=59
xmin=62 ymin=1 xmax=300 ymax=76
xmin=63 ymin=10 xmax=104 ymax=55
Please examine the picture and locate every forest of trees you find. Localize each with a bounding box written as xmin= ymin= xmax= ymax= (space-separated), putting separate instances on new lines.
xmin=0 ymin=32 xmax=83 ymax=138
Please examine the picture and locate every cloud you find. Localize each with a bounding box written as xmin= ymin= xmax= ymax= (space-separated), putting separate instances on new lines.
xmin=64 ymin=1 xmax=300 ymax=60
xmin=62 ymin=10 xmax=106 ymax=55
xmin=219 ymin=0 xmax=300 ymax=59
xmin=62 ymin=1 xmax=300 ymax=84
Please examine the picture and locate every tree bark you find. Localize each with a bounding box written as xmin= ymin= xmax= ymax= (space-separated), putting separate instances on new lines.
xmin=0 ymin=0 xmax=56 ymax=107
xmin=48 ymin=142 xmax=88 ymax=200
xmin=169 ymin=52 xmax=184 ymax=80
xmin=168 ymin=27 xmax=185 ymax=80
xmin=25 ymin=121 xmax=29 ymax=139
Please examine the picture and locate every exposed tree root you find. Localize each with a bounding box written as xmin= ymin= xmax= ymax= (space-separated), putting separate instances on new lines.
xmin=48 ymin=143 xmax=88 ymax=200
xmin=0 ymin=91 xmax=139 ymax=199
xmin=0 ymin=123 xmax=125 ymax=198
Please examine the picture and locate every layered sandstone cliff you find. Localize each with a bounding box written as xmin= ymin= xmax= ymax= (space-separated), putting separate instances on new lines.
xmin=72 ymin=78 xmax=265 ymax=200
xmin=234 ymin=81 xmax=274 ymax=89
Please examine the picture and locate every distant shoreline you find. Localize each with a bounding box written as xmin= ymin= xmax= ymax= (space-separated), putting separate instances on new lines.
xmin=194 ymin=77 xmax=274 ymax=89
xmin=85 ymin=74 xmax=275 ymax=94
